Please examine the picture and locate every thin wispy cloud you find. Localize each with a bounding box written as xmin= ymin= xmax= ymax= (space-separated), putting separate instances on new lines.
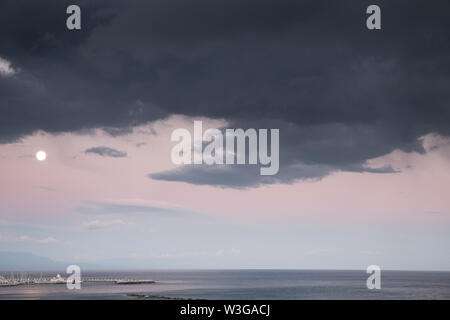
xmin=73 ymin=201 xmax=200 ymax=217
xmin=19 ymin=235 xmax=59 ymax=244
xmin=424 ymin=211 xmax=442 ymax=215
xmin=85 ymin=146 xmax=127 ymax=158
xmin=82 ymin=219 xmax=132 ymax=230
xmin=36 ymin=186 xmax=56 ymax=192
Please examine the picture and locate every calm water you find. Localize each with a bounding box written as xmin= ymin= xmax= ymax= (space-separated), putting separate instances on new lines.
xmin=1 ymin=270 xmax=450 ymax=300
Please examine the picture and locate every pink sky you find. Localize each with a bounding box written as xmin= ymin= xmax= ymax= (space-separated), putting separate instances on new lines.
xmin=1 ymin=116 xmax=449 ymax=225
xmin=1 ymin=117 xmax=449 ymax=270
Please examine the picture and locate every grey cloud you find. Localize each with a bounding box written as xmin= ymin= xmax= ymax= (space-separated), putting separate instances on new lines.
xmin=149 ymin=164 xmax=329 ymax=189
xmin=1 ymin=0 xmax=450 ymax=186
xmin=149 ymin=121 xmax=399 ymax=187
xmin=149 ymin=162 xmax=395 ymax=189
xmin=73 ymin=201 xmax=199 ymax=217
xmin=37 ymin=186 xmax=56 ymax=191
xmin=85 ymin=146 xmax=127 ymax=158
xmin=82 ymin=219 xmax=131 ymax=230
xmin=424 ymin=211 xmax=441 ymax=215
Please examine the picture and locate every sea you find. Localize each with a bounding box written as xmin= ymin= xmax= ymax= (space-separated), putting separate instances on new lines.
xmin=1 ymin=270 xmax=450 ymax=300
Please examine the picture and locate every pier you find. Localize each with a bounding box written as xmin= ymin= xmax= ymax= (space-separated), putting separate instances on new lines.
xmin=0 ymin=274 xmax=155 ymax=287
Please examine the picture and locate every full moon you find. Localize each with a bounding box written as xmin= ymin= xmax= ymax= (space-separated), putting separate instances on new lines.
xmin=36 ymin=151 xmax=47 ymax=161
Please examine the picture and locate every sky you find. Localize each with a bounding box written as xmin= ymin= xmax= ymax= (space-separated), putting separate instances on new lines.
xmin=0 ymin=0 xmax=450 ymax=270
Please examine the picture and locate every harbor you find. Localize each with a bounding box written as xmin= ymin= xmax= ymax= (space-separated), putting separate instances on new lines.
xmin=0 ymin=273 xmax=155 ymax=287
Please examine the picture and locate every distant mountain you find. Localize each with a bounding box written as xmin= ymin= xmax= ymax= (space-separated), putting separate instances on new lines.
xmin=0 ymin=252 xmax=65 ymax=271
xmin=0 ymin=252 xmax=102 ymax=271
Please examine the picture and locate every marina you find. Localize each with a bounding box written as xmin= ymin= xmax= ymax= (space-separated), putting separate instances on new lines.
xmin=0 ymin=273 xmax=155 ymax=287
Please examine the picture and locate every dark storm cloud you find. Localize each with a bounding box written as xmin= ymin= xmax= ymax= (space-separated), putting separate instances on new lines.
xmin=1 ymin=0 xmax=450 ymax=187
xmin=149 ymin=164 xmax=333 ymax=189
xmin=149 ymin=159 xmax=396 ymax=189
xmin=85 ymin=146 xmax=127 ymax=158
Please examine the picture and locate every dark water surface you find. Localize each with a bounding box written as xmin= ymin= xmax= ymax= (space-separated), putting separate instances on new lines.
xmin=1 ymin=270 xmax=449 ymax=300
